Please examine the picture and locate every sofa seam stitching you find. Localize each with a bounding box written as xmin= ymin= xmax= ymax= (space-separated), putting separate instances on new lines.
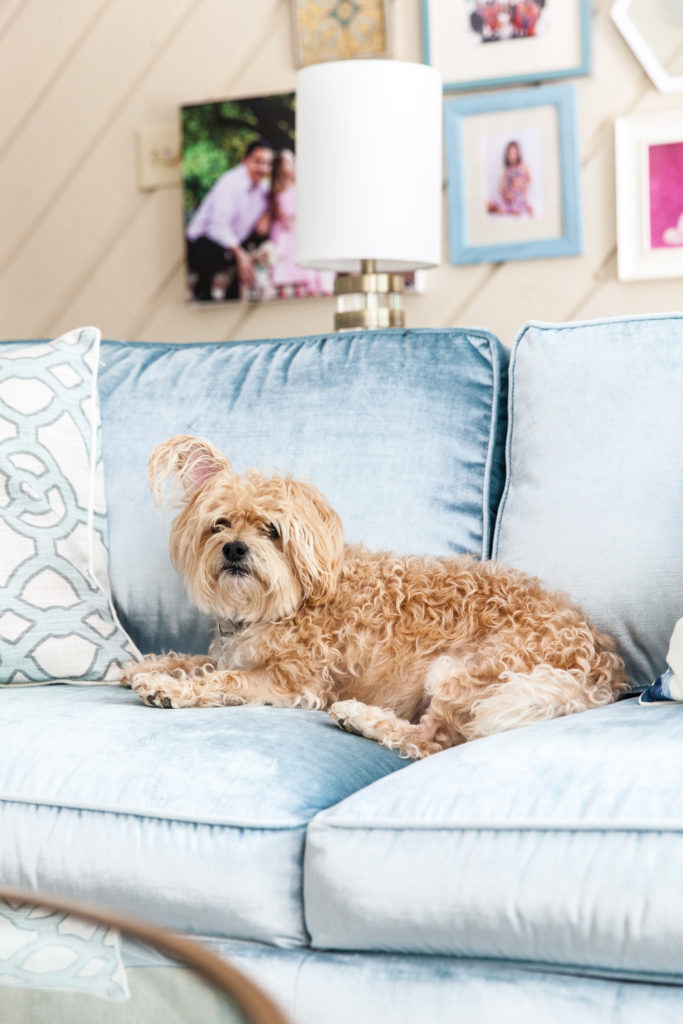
xmin=0 ymin=794 xmax=309 ymax=830
xmin=307 ymin=820 xmax=683 ymax=833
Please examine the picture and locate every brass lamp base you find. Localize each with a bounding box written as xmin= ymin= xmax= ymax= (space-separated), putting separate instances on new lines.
xmin=334 ymin=260 xmax=405 ymax=331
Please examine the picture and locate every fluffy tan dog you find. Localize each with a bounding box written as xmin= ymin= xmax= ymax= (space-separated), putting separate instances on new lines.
xmin=123 ymin=435 xmax=628 ymax=759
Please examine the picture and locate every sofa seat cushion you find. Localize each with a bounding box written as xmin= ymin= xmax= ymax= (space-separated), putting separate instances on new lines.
xmin=97 ymin=329 xmax=508 ymax=655
xmin=305 ymin=698 xmax=683 ymax=977
xmin=161 ymin=944 xmax=683 ymax=1024
xmin=0 ymin=685 xmax=403 ymax=947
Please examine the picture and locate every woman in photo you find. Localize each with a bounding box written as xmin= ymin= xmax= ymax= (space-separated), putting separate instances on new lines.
xmin=488 ymin=140 xmax=534 ymax=216
xmin=266 ymin=150 xmax=334 ymax=299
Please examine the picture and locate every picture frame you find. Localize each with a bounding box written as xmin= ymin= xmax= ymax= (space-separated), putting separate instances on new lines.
xmin=291 ymin=0 xmax=392 ymax=68
xmin=611 ymin=0 xmax=683 ymax=94
xmin=180 ymin=92 xmax=337 ymax=305
xmin=445 ymin=84 xmax=583 ymax=266
xmin=422 ymin=0 xmax=591 ymax=93
xmin=615 ymin=111 xmax=683 ymax=281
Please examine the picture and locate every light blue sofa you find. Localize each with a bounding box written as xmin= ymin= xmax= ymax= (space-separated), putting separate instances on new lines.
xmin=3 ymin=318 xmax=683 ymax=1021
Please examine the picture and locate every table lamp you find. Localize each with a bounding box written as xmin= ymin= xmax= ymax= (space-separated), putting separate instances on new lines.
xmin=295 ymin=59 xmax=442 ymax=330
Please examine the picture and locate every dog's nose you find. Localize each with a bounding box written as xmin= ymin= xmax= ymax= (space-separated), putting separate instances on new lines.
xmin=222 ymin=540 xmax=249 ymax=563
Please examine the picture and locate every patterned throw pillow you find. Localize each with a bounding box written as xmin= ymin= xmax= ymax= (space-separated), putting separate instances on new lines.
xmin=0 ymin=899 xmax=129 ymax=1001
xmin=0 ymin=327 xmax=139 ymax=684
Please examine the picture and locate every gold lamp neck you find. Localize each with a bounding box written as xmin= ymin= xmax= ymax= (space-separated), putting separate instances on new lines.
xmin=334 ymin=259 xmax=406 ymax=332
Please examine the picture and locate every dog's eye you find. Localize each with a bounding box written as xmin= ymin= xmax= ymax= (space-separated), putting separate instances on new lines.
xmin=265 ymin=522 xmax=280 ymax=541
xmin=212 ymin=518 xmax=231 ymax=533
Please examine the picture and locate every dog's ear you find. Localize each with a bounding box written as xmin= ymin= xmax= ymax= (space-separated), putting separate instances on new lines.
xmin=284 ymin=479 xmax=344 ymax=605
xmin=149 ymin=435 xmax=232 ymax=511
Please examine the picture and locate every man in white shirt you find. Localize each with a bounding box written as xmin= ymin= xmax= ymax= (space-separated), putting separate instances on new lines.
xmin=186 ymin=138 xmax=273 ymax=301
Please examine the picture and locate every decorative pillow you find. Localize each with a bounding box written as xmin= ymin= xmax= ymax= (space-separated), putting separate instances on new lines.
xmin=0 ymin=327 xmax=139 ymax=684
xmin=0 ymin=899 xmax=129 ymax=1001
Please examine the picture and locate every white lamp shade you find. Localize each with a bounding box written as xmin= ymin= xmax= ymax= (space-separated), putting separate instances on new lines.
xmin=295 ymin=60 xmax=442 ymax=273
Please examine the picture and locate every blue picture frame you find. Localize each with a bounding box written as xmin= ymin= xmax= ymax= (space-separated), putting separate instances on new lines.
xmin=445 ymin=84 xmax=583 ymax=266
xmin=422 ymin=0 xmax=591 ymax=93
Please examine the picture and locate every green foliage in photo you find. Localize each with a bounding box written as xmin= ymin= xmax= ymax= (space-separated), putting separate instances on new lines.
xmin=181 ymin=94 xmax=296 ymax=219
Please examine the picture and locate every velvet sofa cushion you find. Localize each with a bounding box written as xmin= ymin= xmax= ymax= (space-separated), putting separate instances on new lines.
xmin=97 ymin=328 xmax=508 ymax=655
xmin=305 ymin=697 xmax=683 ymax=978
xmin=0 ymin=328 xmax=138 ymax=684
xmin=174 ymin=943 xmax=683 ymax=1024
xmin=0 ymin=685 xmax=403 ymax=948
xmin=493 ymin=315 xmax=683 ymax=690
xmin=275 ymin=951 xmax=683 ymax=1024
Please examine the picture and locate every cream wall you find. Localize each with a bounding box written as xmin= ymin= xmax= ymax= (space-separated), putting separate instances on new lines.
xmin=1 ymin=0 xmax=682 ymax=348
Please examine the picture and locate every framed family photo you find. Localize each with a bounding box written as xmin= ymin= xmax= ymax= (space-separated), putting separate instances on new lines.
xmin=422 ymin=0 xmax=590 ymax=92
xmin=291 ymin=0 xmax=392 ymax=68
xmin=180 ymin=92 xmax=336 ymax=305
xmin=445 ymin=84 xmax=583 ymax=265
xmin=615 ymin=112 xmax=683 ymax=280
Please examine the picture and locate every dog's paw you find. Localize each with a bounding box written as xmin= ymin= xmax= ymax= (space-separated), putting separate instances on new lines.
xmin=129 ymin=671 xmax=194 ymax=709
xmin=329 ymin=699 xmax=368 ymax=737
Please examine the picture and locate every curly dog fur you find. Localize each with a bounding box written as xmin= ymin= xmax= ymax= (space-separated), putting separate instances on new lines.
xmin=123 ymin=435 xmax=628 ymax=759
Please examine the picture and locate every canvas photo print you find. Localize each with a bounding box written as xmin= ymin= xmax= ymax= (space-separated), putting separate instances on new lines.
xmin=181 ymin=93 xmax=335 ymax=304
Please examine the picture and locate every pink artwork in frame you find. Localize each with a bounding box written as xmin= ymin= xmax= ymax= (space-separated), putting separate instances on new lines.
xmin=648 ymin=140 xmax=683 ymax=249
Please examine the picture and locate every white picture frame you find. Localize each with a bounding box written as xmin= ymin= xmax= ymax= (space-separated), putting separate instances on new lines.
xmin=611 ymin=0 xmax=683 ymax=94
xmin=615 ymin=111 xmax=683 ymax=281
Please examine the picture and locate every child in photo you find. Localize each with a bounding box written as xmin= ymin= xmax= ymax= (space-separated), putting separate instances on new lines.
xmin=487 ymin=140 xmax=534 ymax=217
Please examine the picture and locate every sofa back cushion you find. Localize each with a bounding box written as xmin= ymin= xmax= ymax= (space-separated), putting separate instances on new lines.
xmin=98 ymin=329 xmax=508 ymax=655
xmin=494 ymin=314 xmax=683 ymax=689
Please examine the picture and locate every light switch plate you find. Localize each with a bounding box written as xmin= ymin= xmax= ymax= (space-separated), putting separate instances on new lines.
xmin=136 ymin=123 xmax=181 ymax=190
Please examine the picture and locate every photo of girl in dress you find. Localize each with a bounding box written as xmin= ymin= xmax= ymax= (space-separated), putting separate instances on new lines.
xmin=467 ymin=0 xmax=547 ymax=44
xmin=267 ymin=149 xmax=335 ymax=299
xmin=485 ymin=132 xmax=543 ymax=219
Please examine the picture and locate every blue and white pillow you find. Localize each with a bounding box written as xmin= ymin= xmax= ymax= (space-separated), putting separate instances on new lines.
xmin=638 ymin=668 xmax=683 ymax=705
xmin=639 ymin=618 xmax=683 ymax=706
xmin=0 ymin=327 xmax=139 ymax=684
xmin=0 ymin=899 xmax=129 ymax=1002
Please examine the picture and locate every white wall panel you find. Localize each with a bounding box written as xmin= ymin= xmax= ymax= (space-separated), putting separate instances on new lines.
xmin=1 ymin=0 xmax=682 ymax=347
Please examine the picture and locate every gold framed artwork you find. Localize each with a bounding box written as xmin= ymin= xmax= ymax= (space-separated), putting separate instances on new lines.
xmin=292 ymin=0 xmax=392 ymax=68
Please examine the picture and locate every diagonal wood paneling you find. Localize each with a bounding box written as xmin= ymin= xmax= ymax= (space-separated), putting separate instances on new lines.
xmin=1 ymin=0 xmax=682 ymax=347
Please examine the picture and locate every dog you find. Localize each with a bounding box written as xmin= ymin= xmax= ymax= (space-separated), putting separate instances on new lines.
xmin=122 ymin=435 xmax=628 ymax=759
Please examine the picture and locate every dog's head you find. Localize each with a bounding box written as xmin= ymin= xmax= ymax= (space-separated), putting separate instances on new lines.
xmin=149 ymin=435 xmax=344 ymax=623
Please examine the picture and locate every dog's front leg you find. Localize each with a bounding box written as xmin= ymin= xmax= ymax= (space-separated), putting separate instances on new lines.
xmin=129 ymin=663 xmax=323 ymax=711
xmin=120 ymin=653 xmax=214 ymax=689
